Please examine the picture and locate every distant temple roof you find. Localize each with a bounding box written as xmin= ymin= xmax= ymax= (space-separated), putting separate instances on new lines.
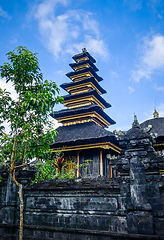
xmin=124 ymin=115 xmax=151 ymax=140
xmin=140 ymin=117 xmax=164 ymax=137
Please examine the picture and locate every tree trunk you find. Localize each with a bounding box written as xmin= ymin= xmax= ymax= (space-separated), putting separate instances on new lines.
xmin=18 ymin=183 xmax=23 ymax=240
xmin=11 ymin=168 xmax=24 ymax=240
xmin=10 ymin=127 xmax=24 ymax=240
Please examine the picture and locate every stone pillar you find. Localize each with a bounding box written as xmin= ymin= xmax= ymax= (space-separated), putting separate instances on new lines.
xmin=118 ymin=115 xmax=154 ymax=235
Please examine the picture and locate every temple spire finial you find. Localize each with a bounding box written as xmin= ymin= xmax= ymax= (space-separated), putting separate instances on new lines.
xmin=82 ymin=48 xmax=87 ymax=52
xmin=153 ymin=109 xmax=159 ymax=118
xmin=132 ymin=114 xmax=140 ymax=128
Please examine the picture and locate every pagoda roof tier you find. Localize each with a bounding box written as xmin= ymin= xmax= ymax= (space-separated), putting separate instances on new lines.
xmin=66 ymin=67 xmax=103 ymax=82
xmin=72 ymin=51 xmax=96 ymax=63
xmin=69 ymin=59 xmax=98 ymax=72
xmin=51 ymin=122 xmax=120 ymax=152
xmin=62 ymin=89 xmax=111 ymax=110
xmin=50 ymin=104 xmax=116 ymax=128
xmin=60 ymin=77 xmax=106 ymax=95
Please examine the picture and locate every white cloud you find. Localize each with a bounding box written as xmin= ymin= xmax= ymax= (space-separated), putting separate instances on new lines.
xmin=55 ymin=70 xmax=65 ymax=78
xmin=0 ymin=78 xmax=18 ymax=100
xmin=32 ymin=0 xmax=108 ymax=59
xmin=158 ymin=13 xmax=163 ymax=19
xmin=158 ymin=103 xmax=164 ymax=117
xmin=0 ymin=6 xmax=11 ymax=19
xmin=0 ymin=78 xmax=18 ymax=134
xmin=154 ymin=85 xmax=164 ymax=92
xmin=124 ymin=0 xmax=142 ymax=11
xmin=128 ymin=86 xmax=135 ymax=94
xmin=69 ymin=35 xmax=108 ymax=59
xmin=9 ymin=37 xmax=18 ymax=44
xmin=131 ymin=34 xmax=164 ymax=82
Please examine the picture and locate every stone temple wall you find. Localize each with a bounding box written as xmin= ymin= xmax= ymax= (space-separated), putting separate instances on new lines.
xmin=0 ymin=169 xmax=163 ymax=240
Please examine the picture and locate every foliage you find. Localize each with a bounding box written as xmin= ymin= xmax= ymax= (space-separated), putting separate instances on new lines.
xmin=31 ymin=155 xmax=92 ymax=184
xmin=0 ymin=46 xmax=63 ymax=166
xmin=31 ymin=153 xmax=75 ymax=184
xmin=53 ymin=155 xmax=65 ymax=173
xmin=0 ymin=46 xmax=63 ymax=240
xmin=80 ymin=159 xmax=92 ymax=177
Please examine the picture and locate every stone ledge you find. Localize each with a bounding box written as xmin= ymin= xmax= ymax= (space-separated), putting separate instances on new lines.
xmin=0 ymin=224 xmax=164 ymax=240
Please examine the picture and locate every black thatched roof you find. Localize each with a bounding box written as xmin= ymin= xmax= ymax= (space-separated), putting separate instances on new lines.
xmin=63 ymin=89 xmax=111 ymax=108
xmin=51 ymin=121 xmax=118 ymax=148
xmin=123 ymin=116 xmax=151 ymax=140
xmin=66 ymin=67 xmax=103 ymax=82
xmin=50 ymin=104 xmax=116 ymax=126
xmin=72 ymin=51 xmax=96 ymax=63
xmin=140 ymin=117 xmax=164 ymax=137
xmin=60 ymin=76 xmax=106 ymax=94
xmin=69 ymin=59 xmax=98 ymax=72
xmin=124 ymin=126 xmax=151 ymax=140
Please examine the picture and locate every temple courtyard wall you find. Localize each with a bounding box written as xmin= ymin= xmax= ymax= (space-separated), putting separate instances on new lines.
xmin=0 ymin=170 xmax=163 ymax=240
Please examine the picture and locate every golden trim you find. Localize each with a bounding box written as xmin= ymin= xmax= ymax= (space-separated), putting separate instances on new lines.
xmin=154 ymin=143 xmax=164 ymax=147
xmin=63 ymin=95 xmax=106 ymax=110
xmin=52 ymin=142 xmax=121 ymax=153
xmin=63 ymin=119 xmax=106 ymax=128
xmin=70 ymin=88 xmax=91 ymax=95
xmin=159 ymin=170 xmax=164 ymax=174
xmin=56 ymin=111 xmax=111 ymax=127
xmin=76 ymin=57 xmax=89 ymax=62
xmin=74 ymin=63 xmax=90 ymax=71
xmin=70 ymin=72 xmax=98 ymax=83
xmin=100 ymin=150 xmax=103 ymax=176
xmin=65 ymin=102 xmax=92 ymax=109
xmin=66 ymin=82 xmax=102 ymax=95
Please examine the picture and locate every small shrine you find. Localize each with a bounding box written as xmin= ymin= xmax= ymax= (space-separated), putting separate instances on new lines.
xmin=51 ymin=49 xmax=121 ymax=178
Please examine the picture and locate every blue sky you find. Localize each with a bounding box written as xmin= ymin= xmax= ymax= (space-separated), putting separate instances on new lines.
xmin=0 ymin=0 xmax=164 ymax=131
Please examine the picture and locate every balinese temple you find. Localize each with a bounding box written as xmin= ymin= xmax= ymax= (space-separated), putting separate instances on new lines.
xmin=51 ymin=49 xmax=121 ymax=178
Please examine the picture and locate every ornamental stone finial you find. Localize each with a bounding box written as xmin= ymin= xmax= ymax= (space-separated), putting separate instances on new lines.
xmin=82 ymin=48 xmax=87 ymax=52
xmin=132 ymin=114 xmax=140 ymax=128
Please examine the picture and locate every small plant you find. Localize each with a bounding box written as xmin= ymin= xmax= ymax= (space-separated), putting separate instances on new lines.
xmin=79 ymin=159 xmax=92 ymax=178
xmin=30 ymin=158 xmax=57 ymax=185
xmin=31 ymin=152 xmax=75 ymax=183
xmin=53 ymin=155 xmax=65 ymax=173
xmin=31 ymin=155 xmax=93 ymax=183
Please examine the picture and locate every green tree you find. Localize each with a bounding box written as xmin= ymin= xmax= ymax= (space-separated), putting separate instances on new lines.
xmin=0 ymin=46 xmax=63 ymax=240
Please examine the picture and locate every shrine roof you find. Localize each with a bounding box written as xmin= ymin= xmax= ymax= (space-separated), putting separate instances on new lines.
xmin=124 ymin=126 xmax=151 ymax=140
xmin=69 ymin=59 xmax=98 ymax=72
xmin=72 ymin=51 xmax=96 ymax=63
xmin=66 ymin=67 xmax=103 ymax=82
xmin=63 ymin=89 xmax=111 ymax=108
xmin=51 ymin=121 xmax=118 ymax=148
xmin=50 ymin=104 xmax=116 ymax=125
xmin=123 ymin=116 xmax=151 ymax=140
xmin=60 ymin=77 xmax=106 ymax=94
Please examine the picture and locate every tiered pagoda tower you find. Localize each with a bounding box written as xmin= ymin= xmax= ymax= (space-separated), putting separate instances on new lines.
xmin=53 ymin=48 xmax=115 ymax=128
xmin=51 ymin=49 xmax=121 ymax=178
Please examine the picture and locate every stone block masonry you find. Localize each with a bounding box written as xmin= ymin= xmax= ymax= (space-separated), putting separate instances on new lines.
xmin=0 ymin=174 xmax=164 ymax=240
